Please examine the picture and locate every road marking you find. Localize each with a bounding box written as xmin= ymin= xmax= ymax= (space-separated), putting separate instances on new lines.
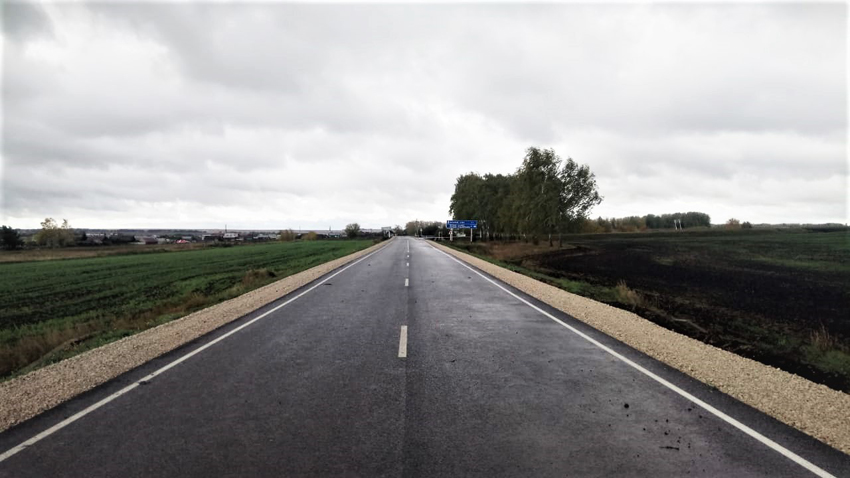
xmin=427 ymin=242 xmax=836 ymax=478
xmin=0 ymin=245 xmax=388 ymax=464
xmin=405 ymin=278 xmax=409 ymax=287
xmin=398 ymin=326 xmax=408 ymax=358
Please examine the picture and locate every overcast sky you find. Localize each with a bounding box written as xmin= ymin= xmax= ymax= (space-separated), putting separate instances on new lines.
xmin=2 ymin=2 xmax=847 ymax=230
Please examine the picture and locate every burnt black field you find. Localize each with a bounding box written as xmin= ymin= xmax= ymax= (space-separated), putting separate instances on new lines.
xmin=451 ymin=228 xmax=850 ymax=392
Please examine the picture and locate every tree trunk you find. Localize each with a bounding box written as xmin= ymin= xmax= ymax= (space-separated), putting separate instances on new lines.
xmin=548 ymin=233 xmax=553 ymax=247
xmin=558 ymin=232 xmax=563 ymax=248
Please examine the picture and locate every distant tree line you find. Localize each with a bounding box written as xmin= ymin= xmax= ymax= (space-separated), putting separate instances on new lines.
xmin=449 ymin=147 xmax=602 ymax=246
xmin=405 ymin=220 xmax=448 ymax=237
xmin=585 ymin=212 xmax=712 ymax=233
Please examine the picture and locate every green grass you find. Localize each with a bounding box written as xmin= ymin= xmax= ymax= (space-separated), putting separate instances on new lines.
xmin=0 ymin=240 xmax=373 ymax=378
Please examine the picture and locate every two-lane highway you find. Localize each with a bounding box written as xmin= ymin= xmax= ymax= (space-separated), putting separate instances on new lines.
xmin=1 ymin=237 xmax=848 ymax=477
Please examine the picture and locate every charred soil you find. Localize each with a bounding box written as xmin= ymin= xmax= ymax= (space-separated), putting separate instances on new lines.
xmin=451 ymin=229 xmax=850 ymax=392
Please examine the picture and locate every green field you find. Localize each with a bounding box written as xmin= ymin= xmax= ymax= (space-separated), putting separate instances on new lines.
xmin=0 ymin=240 xmax=374 ymax=378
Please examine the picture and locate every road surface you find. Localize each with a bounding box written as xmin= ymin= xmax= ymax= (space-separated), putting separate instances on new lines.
xmin=1 ymin=237 xmax=848 ymax=477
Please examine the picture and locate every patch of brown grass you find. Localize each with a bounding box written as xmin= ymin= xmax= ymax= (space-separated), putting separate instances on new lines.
xmin=811 ymin=324 xmax=839 ymax=352
xmin=0 ymin=321 xmax=101 ymax=376
xmin=241 ymin=268 xmax=277 ymax=286
xmin=614 ymin=280 xmax=644 ymax=310
xmin=486 ymin=242 xmax=570 ymax=261
xmin=0 ymin=243 xmax=210 ymax=263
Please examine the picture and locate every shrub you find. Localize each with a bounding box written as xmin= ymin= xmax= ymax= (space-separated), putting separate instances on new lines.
xmin=242 ymin=268 xmax=277 ymax=286
xmin=345 ymin=223 xmax=361 ymax=239
xmin=304 ymin=231 xmax=318 ymax=241
xmin=614 ymin=280 xmax=644 ymax=309
xmin=279 ymin=229 xmax=297 ymax=242
xmin=810 ymin=324 xmax=838 ymax=352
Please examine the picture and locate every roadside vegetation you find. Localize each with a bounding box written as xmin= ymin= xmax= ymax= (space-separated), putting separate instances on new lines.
xmin=449 ymin=147 xmax=602 ymax=246
xmin=0 ymin=239 xmax=373 ymax=379
xmin=448 ymin=228 xmax=850 ymax=392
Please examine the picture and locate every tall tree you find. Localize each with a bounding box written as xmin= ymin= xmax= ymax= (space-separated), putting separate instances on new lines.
xmin=513 ymin=147 xmax=562 ymax=245
xmin=479 ymin=173 xmax=513 ymax=240
xmin=557 ymin=157 xmax=603 ymax=246
xmin=449 ymin=173 xmax=485 ymax=221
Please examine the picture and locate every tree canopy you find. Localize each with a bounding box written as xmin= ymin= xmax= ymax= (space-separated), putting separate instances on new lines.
xmin=344 ymin=223 xmax=361 ymax=238
xmin=449 ymin=147 xmax=602 ymax=244
xmin=34 ymin=218 xmax=75 ymax=248
xmin=1 ymin=226 xmax=23 ymax=251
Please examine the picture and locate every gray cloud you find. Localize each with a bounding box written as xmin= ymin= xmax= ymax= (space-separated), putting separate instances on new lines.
xmin=2 ymin=3 xmax=846 ymax=228
xmin=2 ymin=2 xmax=53 ymax=43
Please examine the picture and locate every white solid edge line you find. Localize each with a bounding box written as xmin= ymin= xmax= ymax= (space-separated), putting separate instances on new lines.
xmin=0 ymin=245 xmax=387 ymax=464
xmin=427 ymin=242 xmax=835 ymax=478
xmin=398 ymin=325 xmax=408 ymax=358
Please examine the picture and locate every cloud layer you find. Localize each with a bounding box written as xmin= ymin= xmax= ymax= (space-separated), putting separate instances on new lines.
xmin=2 ymin=3 xmax=846 ymax=229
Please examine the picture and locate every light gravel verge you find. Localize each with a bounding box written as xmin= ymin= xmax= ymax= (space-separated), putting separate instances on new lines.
xmin=0 ymin=240 xmax=389 ymax=433
xmin=433 ymin=241 xmax=850 ymax=455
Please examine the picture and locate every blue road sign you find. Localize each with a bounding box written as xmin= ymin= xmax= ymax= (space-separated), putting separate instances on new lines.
xmin=447 ymin=220 xmax=478 ymax=229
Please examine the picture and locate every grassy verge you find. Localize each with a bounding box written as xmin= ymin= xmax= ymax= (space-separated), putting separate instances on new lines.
xmin=0 ymin=240 xmax=374 ymax=379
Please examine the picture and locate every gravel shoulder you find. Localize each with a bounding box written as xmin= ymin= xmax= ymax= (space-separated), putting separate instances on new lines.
xmin=0 ymin=239 xmax=389 ymax=432
xmin=433 ymin=240 xmax=850 ymax=455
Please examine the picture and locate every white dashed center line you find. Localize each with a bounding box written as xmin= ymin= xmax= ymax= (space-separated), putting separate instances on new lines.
xmin=398 ymin=326 xmax=408 ymax=358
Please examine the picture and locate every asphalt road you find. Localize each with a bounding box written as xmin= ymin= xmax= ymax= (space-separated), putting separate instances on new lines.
xmin=1 ymin=237 xmax=848 ymax=477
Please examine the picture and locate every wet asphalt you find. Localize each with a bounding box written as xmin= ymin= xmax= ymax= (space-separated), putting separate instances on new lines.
xmin=0 ymin=237 xmax=848 ymax=477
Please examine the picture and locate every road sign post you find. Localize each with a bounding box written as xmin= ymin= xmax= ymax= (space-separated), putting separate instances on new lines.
xmin=447 ymin=220 xmax=478 ymax=242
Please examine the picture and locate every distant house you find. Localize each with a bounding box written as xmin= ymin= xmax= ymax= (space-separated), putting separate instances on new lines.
xmin=140 ymin=236 xmax=158 ymax=245
xmin=223 ymin=232 xmax=239 ymax=241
